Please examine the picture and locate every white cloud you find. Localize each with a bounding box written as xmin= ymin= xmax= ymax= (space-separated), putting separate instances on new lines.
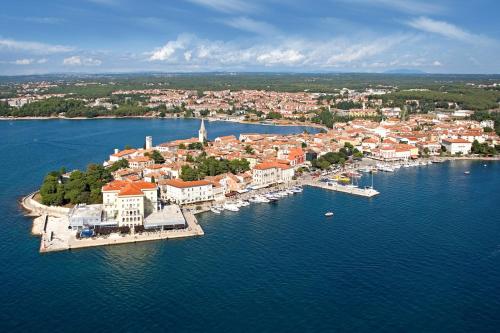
xmin=0 ymin=38 xmax=74 ymax=54
xmin=37 ymin=58 xmax=48 ymax=64
xmin=149 ymin=35 xmax=190 ymax=61
xmin=63 ymin=56 xmax=102 ymax=66
xmin=326 ymin=36 xmax=406 ymax=65
xmin=334 ymin=0 xmax=442 ymax=14
xmin=221 ymin=17 xmax=278 ymax=36
xmin=256 ymin=49 xmax=304 ymax=65
xmin=407 ymin=17 xmax=487 ymax=43
xmin=148 ymin=34 xmax=411 ymax=69
xmin=432 ymin=60 xmax=442 ymax=66
xmin=186 ymin=0 xmax=257 ymax=13
xmin=24 ymin=17 xmax=65 ymax=24
xmin=14 ymin=58 xmax=34 ymax=65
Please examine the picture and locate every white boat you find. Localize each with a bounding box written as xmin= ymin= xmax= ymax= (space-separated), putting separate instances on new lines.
xmin=464 ymin=171 xmax=470 ymax=175
xmin=265 ymin=193 xmax=279 ymax=201
xmin=223 ymin=203 xmax=240 ymax=211
xmin=240 ymin=200 xmax=250 ymax=207
xmin=291 ymin=187 xmax=303 ymax=193
xmin=257 ymin=195 xmax=270 ymax=203
xmin=377 ymin=164 xmax=395 ymax=172
xmin=359 ymin=167 xmax=372 ymax=173
xmin=325 ymin=212 xmax=334 ymax=217
xmin=210 ymin=207 xmax=221 ymax=214
xmin=248 ymin=196 xmax=260 ymax=203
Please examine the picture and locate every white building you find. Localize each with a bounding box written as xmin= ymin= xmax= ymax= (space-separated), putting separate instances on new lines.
xmin=102 ymin=180 xmax=158 ymax=227
xmin=480 ymin=120 xmax=495 ymax=129
xmin=160 ymin=179 xmax=214 ymax=205
xmin=441 ymin=139 xmax=472 ymax=155
xmin=109 ymin=149 xmax=138 ymax=163
xmin=252 ymin=161 xmax=294 ymax=187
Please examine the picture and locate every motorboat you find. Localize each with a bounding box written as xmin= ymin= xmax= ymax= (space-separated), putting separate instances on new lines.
xmin=464 ymin=171 xmax=470 ymax=175
xmin=223 ymin=202 xmax=240 ymax=211
xmin=325 ymin=212 xmax=334 ymax=217
xmin=210 ymin=207 xmax=221 ymax=214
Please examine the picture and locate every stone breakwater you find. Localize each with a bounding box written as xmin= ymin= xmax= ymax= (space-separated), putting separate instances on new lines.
xmin=20 ymin=191 xmax=70 ymax=218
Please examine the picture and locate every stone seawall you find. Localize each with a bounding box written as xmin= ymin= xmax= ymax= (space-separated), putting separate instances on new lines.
xmin=21 ymin=191 xmax=70 ymax=218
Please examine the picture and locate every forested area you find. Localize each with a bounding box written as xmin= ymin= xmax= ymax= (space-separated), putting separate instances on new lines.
xmin=40 ymin=164 xmax=114 ymax=206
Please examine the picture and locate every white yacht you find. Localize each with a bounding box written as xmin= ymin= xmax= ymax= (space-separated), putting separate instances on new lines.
xmin=223 ymin=202 xmax=240 ymax=211
xmin=210 ymin=207 xmax=221 ymax=214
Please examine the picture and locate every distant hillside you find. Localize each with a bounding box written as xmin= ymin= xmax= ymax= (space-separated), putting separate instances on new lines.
xmin=384 ymin=69 xmax=427 ymax=74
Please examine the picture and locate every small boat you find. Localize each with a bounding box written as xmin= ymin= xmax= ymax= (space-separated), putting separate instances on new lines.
xmin=291 ymin=186 xmax=303 ymax=193
xmin=210 ymin=207 xmax=221 ymax=214
xmin=464 ymin=171 xmax=470 ymax=175
xmin=248 ymin=196 xmax=260 ymax=203
xmin=223 ymin=203 xmax=240 ymax=211
xmin=325 ymin=212 xmax=334 ymax=217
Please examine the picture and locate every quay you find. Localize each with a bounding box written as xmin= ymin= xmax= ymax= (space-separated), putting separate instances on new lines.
xmin=302 ymin=180 xmax=380 ymax=197
xmin=37 ymin=208 xmax=203 ymax=253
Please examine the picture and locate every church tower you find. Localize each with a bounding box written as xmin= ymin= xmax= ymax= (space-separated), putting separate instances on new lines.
xmin=198 ymin=118 xmax=207 ymax=143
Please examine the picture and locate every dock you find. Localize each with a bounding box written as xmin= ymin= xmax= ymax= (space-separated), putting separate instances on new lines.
xmin=39 ymin=208 xmax=204 ymax=253
xmin=303 ymin=180 xmax=380 ymax=197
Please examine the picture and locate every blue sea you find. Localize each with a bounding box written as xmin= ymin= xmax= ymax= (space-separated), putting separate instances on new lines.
xmin=0 ymin=119 xmax=499 ymax=332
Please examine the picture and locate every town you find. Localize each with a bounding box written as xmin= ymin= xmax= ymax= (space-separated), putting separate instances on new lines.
xmin=22 ymin=100 xmax=499 ymax=252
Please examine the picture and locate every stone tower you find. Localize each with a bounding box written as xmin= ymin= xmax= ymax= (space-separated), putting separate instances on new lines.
xmin=198 ymin=119 xmax=207 ymax=143
xmin=145 ymin=136 xmax=153 ymax=150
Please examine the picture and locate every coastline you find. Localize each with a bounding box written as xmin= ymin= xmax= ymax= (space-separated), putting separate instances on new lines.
xmin=0 ymin=115 xmax=327 ymax=131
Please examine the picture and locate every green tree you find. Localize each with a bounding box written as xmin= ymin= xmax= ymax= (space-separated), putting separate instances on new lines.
xmin=145 ymin=150 xmax=165 ymax=164
xmin=245 ymin=145 xmax=255 ymax=154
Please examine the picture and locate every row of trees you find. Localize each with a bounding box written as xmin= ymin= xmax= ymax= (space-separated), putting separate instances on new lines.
xmin=40 ymin=164 xmax=113 ymax=206
xmin=382 ymin=88 xmax=500 ymax=111
xmin=0 ymin=97 xmax=155 ymax=118
xmin=471 ymin=140 xmax=498 ymax=156
xmin=180 ymin=154 xmax=250 ymax=181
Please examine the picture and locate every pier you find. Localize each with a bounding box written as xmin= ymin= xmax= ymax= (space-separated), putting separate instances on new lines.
xmin=303 ymin=180 xmax=380 ymax=197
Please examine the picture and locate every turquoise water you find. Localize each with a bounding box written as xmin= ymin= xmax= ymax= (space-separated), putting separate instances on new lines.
xmin=1 ymin=119 xmax=499 ymax=332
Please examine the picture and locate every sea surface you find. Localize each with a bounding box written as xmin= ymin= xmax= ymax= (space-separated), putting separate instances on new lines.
xmin=0 ymin=119 xmax=499 ymax=332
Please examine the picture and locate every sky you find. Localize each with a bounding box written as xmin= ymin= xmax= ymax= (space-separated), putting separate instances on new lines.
xmin=0 ymin=0 xmax=499 ymax=75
